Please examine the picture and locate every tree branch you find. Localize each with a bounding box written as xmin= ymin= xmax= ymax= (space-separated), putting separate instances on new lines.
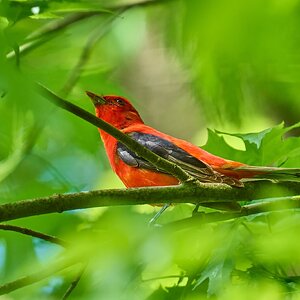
xmin=167 ymin=195 xmax=300 ymax=229
xmin=1 ymin=194 xmax=299 ymax=294
xmin=6 ymin=12 xmax=104 ymax=59
xmin=6 ymin=0 xmax=170 ymax=60
xmin=0 ymin=256 xmax=80 ymax=295
xmin=0 ymin=224 xmax=69 ymax=248
xmin=0 ymin=182 xmax=299 ymax=223
xmin=37 ymin=84 xmax=195 ymax=183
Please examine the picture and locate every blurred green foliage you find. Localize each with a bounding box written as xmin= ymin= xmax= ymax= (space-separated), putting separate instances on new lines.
xmin=164 ymin=0 xmax=300 ymax=127
xmin=0 ymin=0 xmax=300 ymax=299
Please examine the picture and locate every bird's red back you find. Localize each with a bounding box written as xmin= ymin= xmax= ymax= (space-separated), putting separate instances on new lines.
xmin=87 ymin=93 xmax=270 ymax=187
xmin=86 ymin=92 xmax=300 ymax=187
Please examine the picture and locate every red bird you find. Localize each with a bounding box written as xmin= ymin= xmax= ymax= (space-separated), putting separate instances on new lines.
xmin=86 ymin=92 xmax=300 ymax=188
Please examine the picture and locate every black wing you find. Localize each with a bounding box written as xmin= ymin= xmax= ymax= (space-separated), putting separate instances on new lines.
xmin=116 ymin=132 xmax=243 ymax=187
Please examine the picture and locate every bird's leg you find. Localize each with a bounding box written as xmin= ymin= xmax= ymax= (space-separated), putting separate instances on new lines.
xmin=149 ymin=203 xmax=171 ymax=226
xmin=193 ymin=203 xmax=200 ymax=215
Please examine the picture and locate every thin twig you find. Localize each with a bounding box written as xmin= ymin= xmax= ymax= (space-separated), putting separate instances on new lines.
xmin=60 ymin=8 xmax=127 ymax=96
xmin=106 ymin=0 xmax=172 ymax=10
xmin=0 ymin=256 xmax=80 ymax=295
xmin=6 ymin=0 xmax=169 ymax=60
xmin=26 ymin=12 xmax=104 ymax=41
xmin=30 ymin=153 xmax=80 ymax=192
xmin=62 ymin=263 xmax=87 ymax=300
xmin=6 ymin=12 xmax=103 ymax=59
xmin=166 ymin=195 xmax=300 ymax=229
xmin=0 ymin=224 xmax=69 ymax=247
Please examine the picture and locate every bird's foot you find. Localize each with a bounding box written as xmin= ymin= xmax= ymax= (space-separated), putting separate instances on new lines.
xmin=192 ymin=203 xmax=201 ymax=216
xmin=148 ymin=203 xmax=171 ymax=227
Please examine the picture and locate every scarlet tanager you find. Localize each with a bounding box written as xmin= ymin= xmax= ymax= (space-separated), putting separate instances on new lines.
xmin=86 ymin=92 xmax=300 ymax=188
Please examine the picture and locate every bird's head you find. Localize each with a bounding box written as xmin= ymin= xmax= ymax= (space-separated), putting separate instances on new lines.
xmin=86 ymin=92 xmax=143 ymax=129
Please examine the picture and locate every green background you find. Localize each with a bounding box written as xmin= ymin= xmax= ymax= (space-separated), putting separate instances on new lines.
xmin=0 ymin=0 xmax=300 ymax=299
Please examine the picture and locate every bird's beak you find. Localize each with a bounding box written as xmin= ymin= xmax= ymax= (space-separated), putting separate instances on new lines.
xmin=86 ymin=91 xmax=106 ymax=106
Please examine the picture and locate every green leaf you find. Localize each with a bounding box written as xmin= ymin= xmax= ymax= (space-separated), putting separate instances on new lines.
xmin=163 ymin=0 xmax=300 ymax=126
xmin=193 ymin=222 xmax=239 ymax=296
xmin=203 ymin=122 xmax=300 ymax=166
xmin=216 ymin=127 xmax=273 ymax=149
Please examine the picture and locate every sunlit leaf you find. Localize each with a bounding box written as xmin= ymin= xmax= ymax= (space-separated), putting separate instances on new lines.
xmin=193 ymin=222 xmax=239 ymax=296
xmin=203 ymin=122 xmax=300 ymax=166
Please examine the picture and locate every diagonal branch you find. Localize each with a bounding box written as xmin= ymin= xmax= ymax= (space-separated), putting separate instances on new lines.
xmin=60 ymin=8 xmax=126 ymax=96
xmin=37 ymin=84 xmax=195 ymax=183
xmin=0 ymin=256 xmax=80 ymax=295
xmin=6 ymin=0 xmax=170 ymax=60
xmin=6 ymin=12 xmax=103 ymax=59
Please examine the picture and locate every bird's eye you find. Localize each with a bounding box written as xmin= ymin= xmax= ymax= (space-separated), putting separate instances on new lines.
xmin=115 ymin=98 xmax=125 ymax=106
